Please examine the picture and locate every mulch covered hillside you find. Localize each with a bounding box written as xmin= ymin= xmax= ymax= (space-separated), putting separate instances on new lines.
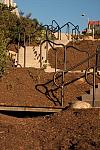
xmin=0 ymin=68 xmax=99 ymax=149
xmin=0 ymin=108 xmax=99 ymax=150
xmin=0 ymin=67 xmax=96 ymax=107
xmin=0 ymin=40 xmax=100 ymax=150
xmin=48 ymin=40 xmax=100 ymax=70
xmin=0 ymin=68 xmax=53 ymax=107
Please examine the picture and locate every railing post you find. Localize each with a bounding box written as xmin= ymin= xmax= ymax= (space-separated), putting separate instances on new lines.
xmin=23 ymin=31 xmax=26 ymax=68
xmin=60 ymin=29 xmax=61 ymax=40
xmin=96 ymin=45 xmax=100 ymax=71
xmin=61 ymin=71 xmax=65 ymax=107
xmin=67 ymin=24 xmax=70 ymax=40
xmin=55 ymin=51 xmax=57 ymax=73
xmin=64 ymin=46 xmax=67 ymax=71
xmin=92 ymin=67 xmax=96 ymax=107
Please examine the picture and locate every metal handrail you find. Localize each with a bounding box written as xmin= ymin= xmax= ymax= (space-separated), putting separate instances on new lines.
xmin=37 ymin=20 xmax=80 ymax=41
xmin=36 ymin=45 xmax=100 ymax=106
xmin=37 ymin=47 xmax=100 ymax=88
xmin=52 ymin=21 xmax=80 ymax=40
xmin=34 ymin=22 xmax=100 ymax=107
xmin=96 ymin=45 xmax=100 ymax=70
xmin=51 ymin=21 xmax=80 ymax=41
xmin=51 ymin=20 xmax=61 ymax=39
xmin=40 ymin=39 xmax=65 ymax=70
xmin=48 ymin=51 xmax=100 ymax=92
xmin=40 ymin=38 xmax=90 ymax=70
xmin=16 ymin=21 xmax=80 ymax=47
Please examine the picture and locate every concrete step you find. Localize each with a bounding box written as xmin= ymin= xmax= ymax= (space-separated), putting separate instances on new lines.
xmin=82 ymin=93 xmax=100 ymax=101
xmin=81 ymin=82 xmax=100 ymax=107
xmin=90 ymin=88 xmax=100 ymax=96
xmin=44 ymin=65 xmax=60 ymax=72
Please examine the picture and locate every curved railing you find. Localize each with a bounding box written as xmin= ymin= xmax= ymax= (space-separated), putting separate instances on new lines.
xmin=32 ymin=20 xmax=80 ymax=41
xmin=50 ymin=20 xmax=80 ymax=40
xmin=16 ymin=21 xmax=80 ymax=51
xmin=51 ymin=20 xmax=61 ymax=39
xmin=39 ymin=38 xmax=90 ymax=70
xmin=40 ymin=39 xmax=65 ymax=69
xmin=36 ymin=44 xmax=100 ymax=107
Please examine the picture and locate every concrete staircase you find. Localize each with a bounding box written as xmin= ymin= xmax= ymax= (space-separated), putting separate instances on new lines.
xmin=17 ymin=32 xmax=73 ymax=71
xmin=18 ymin=45 xmax=62 ymax=71
xmin=80 ymin=83 xmax=100 ymax=107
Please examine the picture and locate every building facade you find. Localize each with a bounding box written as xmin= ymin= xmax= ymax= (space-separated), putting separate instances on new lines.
xmin=1 ymin=0 xmax=13 ymax=7
xmin=0 ymin=0 xmax=19 ymax=17
xmin=88 ymin=21 xmax=100 ymax=38
xmin=88 ymin=21 xmax=100 ymax=29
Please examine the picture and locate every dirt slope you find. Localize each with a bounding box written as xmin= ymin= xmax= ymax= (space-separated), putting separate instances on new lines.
xmin=0 ymin=108 xmax=99 ymax=150
xmin=0 ymin=68 xmax=95 ymax=107
xmin=0 ymin=40 xmax=100 ymax=150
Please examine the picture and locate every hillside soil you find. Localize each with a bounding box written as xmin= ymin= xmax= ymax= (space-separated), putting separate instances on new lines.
xmin=0 ymin=40 xmax=100 ymax=149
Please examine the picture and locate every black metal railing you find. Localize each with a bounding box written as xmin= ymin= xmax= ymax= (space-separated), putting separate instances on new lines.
xmin=36 ymin=44 xmax=100 ymax=107
xmin=38 ymin=21 xmax=81 ymax=68
xmin=50 ymin=20 xmax=80 ymax=40
xmin=39 ymin=38 xmax=90 ymax=70
xmin=37 ymin=20 xmax=80 ymax=41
